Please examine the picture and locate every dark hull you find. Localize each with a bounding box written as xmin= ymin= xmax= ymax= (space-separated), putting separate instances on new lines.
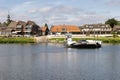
xmin=68 ymin=43 xmax=101 ymax=49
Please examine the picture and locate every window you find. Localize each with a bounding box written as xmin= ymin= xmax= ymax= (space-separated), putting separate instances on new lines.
xmin=17 ymin=25 xmax=22 ymax=29
xmin=62 ymin=28 xmax=66 ymax=32
xmin=26 ymin=25 xmax=32 ymax=29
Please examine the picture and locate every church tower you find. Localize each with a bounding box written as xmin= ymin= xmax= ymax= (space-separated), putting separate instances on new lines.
xmin=7 ymin=14 xmax=11 ymax=23
xmin=6 ymin=14 xmax=12 ymax=26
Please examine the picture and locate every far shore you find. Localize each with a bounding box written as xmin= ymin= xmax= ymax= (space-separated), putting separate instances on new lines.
xmin=0 ymin=34 xmax=120 ymax=44
xmin=0 ymin=37 xmax=35 ymax=43
xmin=47 ymin=34 xmax=120 ymax=44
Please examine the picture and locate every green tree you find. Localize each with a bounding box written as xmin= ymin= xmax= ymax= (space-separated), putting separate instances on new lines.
xmin=117 ymin=21 xmax=120 ymax=25
xmin=105 ymin=18 xmax=118 ymax=31
xmin=45 ymin=23 xmax=49 ymax=35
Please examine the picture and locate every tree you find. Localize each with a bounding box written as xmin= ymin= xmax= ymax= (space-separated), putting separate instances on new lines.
xmin=117 ymin=21 xmax=120 ymax=25
xmin=105 ymin=18 xmax=118 ymax=31
xmin=44 ymin=23 xmax=49 ymax=35
xmin=3 ymin=14 xmax=13 ymax=26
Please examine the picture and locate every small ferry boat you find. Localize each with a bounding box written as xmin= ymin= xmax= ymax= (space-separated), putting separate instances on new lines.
xmin=65 ymin=34 xmax=102 ymax=49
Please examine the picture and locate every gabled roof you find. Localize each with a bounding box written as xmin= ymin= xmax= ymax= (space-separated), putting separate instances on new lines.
xmin=7 ymin=21 xmax=17 ymax=29
xmin=51 ymin=25 xmax=80 ymax=33
xmin=26 ymin=21 xmax=35 ymax=25
xmin=113 ymin=25 xmax=120 ymax=31
xmin=41 ymin=27 xmax=47 ymax=32
xmin=17 ymin=21 xmax=26 ymax=27
xmin=0 ymin=23 xmax=7 ymax=27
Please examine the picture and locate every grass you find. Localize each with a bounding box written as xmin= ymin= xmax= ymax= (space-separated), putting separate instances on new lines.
xmin=0 ymin=36 xmax=120 ymax=44
xmin=48 ymin=37 xmax=120 ymax=44
xmin=0 ymin=37 xmax=35 ymax=43
xmin=96 ymin=37 xmax=120 ymax=44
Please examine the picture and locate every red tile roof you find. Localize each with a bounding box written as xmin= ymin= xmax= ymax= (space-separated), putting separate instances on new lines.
xmin=41 ymin=26 xmax=47 ymax=32
xmin=51 ymin=25 xmax=80 ymax=32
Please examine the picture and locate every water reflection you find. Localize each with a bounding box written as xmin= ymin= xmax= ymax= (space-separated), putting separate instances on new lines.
xmin=0 ymin=44 xmax=120 ymax=80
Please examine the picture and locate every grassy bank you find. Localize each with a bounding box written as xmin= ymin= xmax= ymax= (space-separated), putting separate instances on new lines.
xmin=0 ymin=37 xmax=35 ymax=43
xmin=49 ymin=37 xmax=120 ymax=44
xmin=1 ymin=37 xmax=120 ymax=44
xmin=95 ymin=37 xmax=120 ymax=44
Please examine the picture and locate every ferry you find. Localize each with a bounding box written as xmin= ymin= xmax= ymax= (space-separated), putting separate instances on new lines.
xmin=65 ymin=34 xmax=102 ymax=48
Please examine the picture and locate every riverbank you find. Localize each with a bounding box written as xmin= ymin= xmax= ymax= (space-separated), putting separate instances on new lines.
xmin=0 ymin=37 xmax=35 ymax=43
xmin=48 ymin=37 xmax=120 ymax=44
xmin=0 ymin=36 xmax=120 ymax=44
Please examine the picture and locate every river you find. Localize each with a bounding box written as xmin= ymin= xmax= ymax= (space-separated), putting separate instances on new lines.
xmin=0 ymin=43 xmax=119 ymax=80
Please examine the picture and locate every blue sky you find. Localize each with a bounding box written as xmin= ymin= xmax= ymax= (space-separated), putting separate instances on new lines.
xmin=0 ymin=0 xmax=120 ymax=26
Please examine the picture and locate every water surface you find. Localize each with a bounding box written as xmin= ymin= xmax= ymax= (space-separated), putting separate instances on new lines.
xmin=0 ymin=43 xmax=120 ymax=80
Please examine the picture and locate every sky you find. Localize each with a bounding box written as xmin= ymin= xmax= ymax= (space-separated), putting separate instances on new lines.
xmin=0 ymin=0 xmax=120 ymax=26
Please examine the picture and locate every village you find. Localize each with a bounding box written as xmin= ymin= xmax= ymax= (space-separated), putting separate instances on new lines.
xmin=0 ymin=14 xmax=120 ymax=38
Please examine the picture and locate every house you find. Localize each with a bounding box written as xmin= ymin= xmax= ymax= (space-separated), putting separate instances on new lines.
xmin=7 ymin=21 xmax=26 ymax=36
xmin=26 ymin=21 xmax=42 ymax=36
xmin=80 ymin=24 xmax=111 ymax=35
xmin=26 ymin=21 xmax=35 ymax=35
xmin=16 ymin=21 xmax=26 ymax=35
xmin=7 ymin=21 xmax=17 ymax=35
xmin=0 ymin=23 xmax=8 ymax=35
xmin=41 ymin=23 xmax=50 ymax=35
xmin=113 ymin=25 xmax=120 ymax=34
xmin=7 ymin=21 xmax=42 ymax=36
xmin=25 ymin=21 xmax=42 ymax=36
xmin=50 ymin=25 xmax=80 ymax=34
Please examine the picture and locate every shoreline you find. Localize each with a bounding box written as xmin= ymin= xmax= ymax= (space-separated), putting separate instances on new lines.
xmin=47 ymin=35 xmax=120 ymax=44
xmin=0 ymin=35 xmax=120 ymax=44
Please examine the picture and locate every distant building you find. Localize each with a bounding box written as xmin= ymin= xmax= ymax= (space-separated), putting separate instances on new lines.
xmin=113 ymin=25 xmax=120 ymax=34
xmin=16 ymin=21 xmax=26 ymax=35
xmin=7 ymin=21 xmax=42 ymax=36
xmin=26 ymin=21 xmax=42 ymax=36
xmin=80 ymin=24 xmax=111 ymax=35
xmin=50 ymin=25 xmax=80 ymax=34
xmin=41 ymin=23 xmax=50 ymax=35
xmin=0 ymin=23 xmax=8 ymax=35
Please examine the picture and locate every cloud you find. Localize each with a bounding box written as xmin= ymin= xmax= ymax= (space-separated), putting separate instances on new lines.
xmin=0 ymin=8 xmax=8 ymax=22
xmin=11 ymin=1 xmax=37 ymax=14
xmin=0 ymin=10 xmax=7 ymax=17
xmin=28 ymin=9 xmax=38 ymax=13
xmin=106 ymin=0 xmax=120 ymax=6
xmin=39 ymin=6 xmax=52 ymax=13
xmin=28 ymin=5 xmax=81 ymax=15
xmin=8 ymin=1 xmax=110 ymax=26
xmin=23 ymin=1 xmax=35 ymax=5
